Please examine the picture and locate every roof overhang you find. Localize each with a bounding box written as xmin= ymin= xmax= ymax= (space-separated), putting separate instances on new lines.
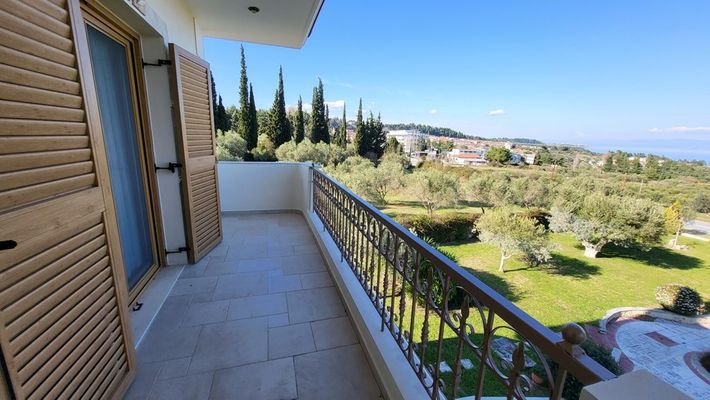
xmin=186 ymin=0 xmax=324 ymax=49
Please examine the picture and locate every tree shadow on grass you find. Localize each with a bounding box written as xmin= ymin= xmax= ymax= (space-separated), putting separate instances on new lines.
xmin=460 ymin=267 xmax=524 ymax=302
xmin=601 ymin=244 xmax=703 ymax=270
xmin=541 ymin=254 xmax=602 ymax=280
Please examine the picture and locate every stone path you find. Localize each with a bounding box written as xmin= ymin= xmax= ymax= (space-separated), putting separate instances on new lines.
xmin=612 ymin=319 xmax=710 ymax=399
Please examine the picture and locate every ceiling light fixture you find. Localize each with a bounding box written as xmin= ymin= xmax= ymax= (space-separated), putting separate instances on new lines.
xmin=248 ymin=6 xmax=260 ymax=14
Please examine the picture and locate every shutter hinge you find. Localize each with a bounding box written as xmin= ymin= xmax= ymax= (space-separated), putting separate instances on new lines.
xmin=165 ymin=246 xmax=190 ymax=255
xmin=155 ymin=162 xmax=182 ymax=173
xmin=142 ymin=59 xmax=172 ymax=67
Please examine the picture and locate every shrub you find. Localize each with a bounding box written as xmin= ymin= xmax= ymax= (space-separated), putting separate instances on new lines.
xmin=275 ymin=140 xmax=348 ymax=166
xmin=398 ymin=214 xmax=480 ymax=244
xmin=522 ymin=208 xmax=552 ymax=230
xmin=215 ymin=130 xmax=247 ymax=161
xmin=655 ymin=284 xmax=705 ymax=316
xmin=252 ymin=134 xmax=277 ymax=161
xmin=416 ymin=237 xmax=466 ymax=309
xmin=692 ymin=193 xmax=710 ymax=213
xmin=549 ymin=340 xmax=622 ymax=400
xmin=518 ymin=243 xmax=553 ymax=267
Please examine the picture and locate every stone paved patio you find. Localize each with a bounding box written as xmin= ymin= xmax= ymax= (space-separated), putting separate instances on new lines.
xmin=613 ymin=319 xmax=710 ymax=399
xmin=124 ymin=213 xmax=383 ymax=400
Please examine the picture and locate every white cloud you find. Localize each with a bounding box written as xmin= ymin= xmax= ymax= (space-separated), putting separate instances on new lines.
xmin=287 ymin=102 xmax=312 ymax=112
xmin=488 ymin=109 xmax=505 ymax=116
xmin=324 ymin=100 xmax=345 ymax=108
xmin=429 ymin=109 xmax=438 ymax=115
xmin=649 ymin=126 xmax=710 ymax=133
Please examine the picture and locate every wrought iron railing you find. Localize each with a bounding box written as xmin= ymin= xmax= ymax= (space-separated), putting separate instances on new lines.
xmin=311 ymin=168 xmax=615 ymax=400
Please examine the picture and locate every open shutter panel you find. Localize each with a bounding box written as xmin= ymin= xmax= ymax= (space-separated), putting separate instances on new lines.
xmin=168 ymin=43 xmax=223 ymax=263
xmin=0 ymin=0 xmax=135 ymax=399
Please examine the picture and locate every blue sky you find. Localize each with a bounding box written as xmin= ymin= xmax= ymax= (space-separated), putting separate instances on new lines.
xmin=204 ymin=1 xmax=710 ymax=161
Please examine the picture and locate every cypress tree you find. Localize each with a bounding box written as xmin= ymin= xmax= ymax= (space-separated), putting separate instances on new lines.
xmin=269 ymin=66 xmax=291 ymax=146
xmin=294 ymin=96 xmax=305 ymax=143
xmin=216 ymin=95 xmax=229 ymax=132
xmin=310 ymin=79 xmax=329 ymax=143
xmin=334 ymin=104 xmax=347 ymax=147
xmin=372 ymin=113 xmax=386 ymax=158
xmin=238 ymin=45 xmax=251 ymax=144
xmin=247 ymin=84 xmax=258 ymax=148
xmin=210 ymin=73 xmax=218 ymax=133
xmin=354 ymin=99 xmax=367 ymax=156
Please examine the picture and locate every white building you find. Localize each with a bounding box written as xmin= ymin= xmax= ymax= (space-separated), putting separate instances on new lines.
xmin=447 ymin=149 xmax=488 ymax=166
xmin=386 ymin=130 xmax=427 ymax=153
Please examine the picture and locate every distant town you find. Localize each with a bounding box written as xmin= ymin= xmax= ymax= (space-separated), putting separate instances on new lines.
xmin=353 ymin=124 xmax=709 ymax=170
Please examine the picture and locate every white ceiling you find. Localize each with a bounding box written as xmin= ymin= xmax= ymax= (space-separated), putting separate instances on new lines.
xmin=185 ymin=0 xmax=324 ymax=49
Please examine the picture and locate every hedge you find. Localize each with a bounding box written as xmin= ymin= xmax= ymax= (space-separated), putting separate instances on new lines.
xmin=521 ymin=208 xmax=552 ymax=230
xmin=655 ymin=284 xmax=705 ymax=316
xmin=397 ymin=214 xmax=480 ymax=244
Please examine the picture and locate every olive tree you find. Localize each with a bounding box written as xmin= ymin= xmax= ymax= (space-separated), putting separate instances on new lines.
xmin=551 ymin=193 xmax=664 ymax=258
xmin=275 ymin=140 xmax=347 ymax=166
xmin=215 ymin=130 xmax=247 ymax=161
xmin=477 ymin=208 xmax=550 ymax=272
xmin=664 ymin=200 xmax=695 ymax=248
xmin=369 ymin=154 xmax=407 ymax=205
xmin=408 ymin=169 xmax=459 ymax=215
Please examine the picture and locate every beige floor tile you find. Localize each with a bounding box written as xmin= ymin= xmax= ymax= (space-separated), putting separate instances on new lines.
xmin=157 ymin=357 xmax=192 ymax=381
xmin=203 ymin=260 xmax=241 ymax=276
xmin=268 ymin=323 xmax=315 ymax=359
xmin=227 ymin=293 xmax=287 ymax=320
xmin=210 ymin=358 xmax=297 ymax=400
xmin=299 ymin=271 xmax=334 ymax=289
xmin=212 ymin=272 xmax=268 ymax=300
xmin=124 ymin=361 xmax=161 ymax=400
xmin=188 ymin=318 xmax=268 ymax=373
xmin=267 ymin=274 xmax=303 ymax=293
xmin=287 ymin=287 xmax=346 ymax=324
xmin=147 ymin=372 xmax=213 ymax=400
xmin=281 ymin=254 xmax=327 ymax=275
xmin=181 ymin=300 xmax=230 ymax=327
xmin=294 ymin=345 xmax=381 ymax=400
xmin=170 ymin=276 xmax=218 ymax=297
xmin=311 ymin=316 xmax=359 ymax=350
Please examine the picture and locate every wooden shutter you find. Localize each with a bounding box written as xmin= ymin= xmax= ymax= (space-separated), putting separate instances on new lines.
xmin=168 ymin=44 xmax=223 ymax=263
xmin=0 ymin=0 xmax=135 ymax=399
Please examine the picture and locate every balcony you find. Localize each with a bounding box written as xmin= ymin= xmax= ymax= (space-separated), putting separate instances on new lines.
xmin=125 ymin=162 xmax=645 ymax=400
xmin=125 ymin=212 xmax=382 ymax=399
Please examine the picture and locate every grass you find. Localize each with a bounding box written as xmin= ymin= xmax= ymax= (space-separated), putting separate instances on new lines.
xmin=695 ymin=213 xmax=710 ymax=223
xmin=441 ymin=234 xmax=710 ymax=329
xmin=379 ymin=198 xmax=486 ymax=218
xmin=376 ymin=201 xmax=710 ymax=397
xmin=381 ymin=234 xmax=710 ymax=398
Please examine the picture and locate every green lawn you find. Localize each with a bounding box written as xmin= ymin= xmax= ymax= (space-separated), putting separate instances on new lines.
xmin=377 ymin=207 xmax=710 ymax=397
xmin=441 ymin=234 xmax=710 ymax=329
xmin=380 ymin=198 xmax=487 ymax=218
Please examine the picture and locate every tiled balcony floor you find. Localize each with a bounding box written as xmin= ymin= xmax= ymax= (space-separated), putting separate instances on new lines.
xmin=125 ymin=213 xmax=382 ymax=400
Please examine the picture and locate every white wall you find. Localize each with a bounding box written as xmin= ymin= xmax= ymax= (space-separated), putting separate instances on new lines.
xmin=218 ymin=162 xmax=312 ymax=213
xmin=144 ymin=0 xmax=198 ymax=54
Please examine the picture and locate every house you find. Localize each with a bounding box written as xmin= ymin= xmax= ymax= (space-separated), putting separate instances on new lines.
xmin=447 ymin=148 xmax=488 ymax=166
xmin=386 ymin=129 xmax=427 ymax=154
xmin=449 ymin=153 xmax=488 ymax=166
xmin=524 ymin=152 xmax=537 ymax=165
xmin=0 ymin=1 xmax=669 ymax=399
